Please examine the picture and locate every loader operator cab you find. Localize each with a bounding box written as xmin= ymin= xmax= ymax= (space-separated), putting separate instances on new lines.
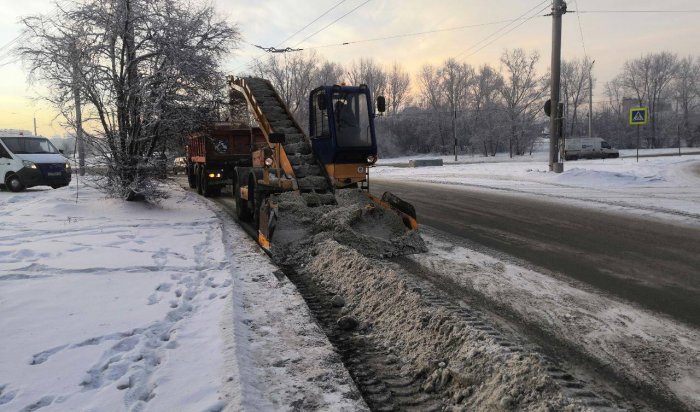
xmin=309 ymin=84 xmax=383 ymax=188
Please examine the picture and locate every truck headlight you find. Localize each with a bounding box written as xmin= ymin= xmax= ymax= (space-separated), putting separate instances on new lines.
xmin=22 ymin=160 xmax=37 ymax=169
xmin=366 ymin=155 xmax=377 ymax=164
xmin=65 ymin=161 xmax=71 ymax=171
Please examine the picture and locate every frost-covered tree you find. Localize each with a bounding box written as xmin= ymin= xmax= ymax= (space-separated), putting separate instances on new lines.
xmin=499 ymin=49 xmax=547 ymax=156
xmin=347 ymin=58 xmax=387 ymax=97
xmin=619 ymin=52 xmax=679 ymax=148
xmin=561 ymin=58 xmax=594 ymax=137
xmin=19 ymin=0 xmax=239 ymax=200
xmin=470 ymin=64 xmax=505 ymax=156
xmin=386 ymin=62 xmax=411 ymax=115
xmin=251 ymin=51 xmax=318 ymax=125
xmin=672 ymin=56 xmax=700 ymax=147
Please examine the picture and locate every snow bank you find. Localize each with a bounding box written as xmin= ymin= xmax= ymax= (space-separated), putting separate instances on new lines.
xmin=0 ymin=181 xmax=365 ymax=411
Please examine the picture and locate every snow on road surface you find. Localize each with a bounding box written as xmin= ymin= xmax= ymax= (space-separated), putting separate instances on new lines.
xmin=0 ymin=182 xmax=364 ymax=411
xmin=375 ymin=151 xmax=700 ymax=226
xmin=374 ymin=151 xmax=700 ymax=409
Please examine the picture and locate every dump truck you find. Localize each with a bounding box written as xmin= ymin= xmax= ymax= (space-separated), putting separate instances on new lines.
xmin=185 ymin=123 xmax=266 ymax=197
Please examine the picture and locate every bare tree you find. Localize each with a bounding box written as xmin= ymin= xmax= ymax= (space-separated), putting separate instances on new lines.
xmin=252 ymin=51 xmax=319 ymax=130
xmin=620 ymin=52 xmax=679 ymax=147
xmin=673 ymin=56 xmax=700 ymax=146
xmin=347 ymin=58 xmax=387 ymax=97
xmin=386 ymin=62 xmax=411 ymax=115
xmin=561 ymin=58 xmax=594 ymax=137
xmin=19 ymin=0 xmax=239 ymax=200
xmin=470 ymin=64 xmax=504 ymax=156
xmin=499 ymin=49 xmax=547 ymax=156
xmin=315 ymin=61 xmax=346 ymax=86
xmin=417 ymin=64 xmax=447 ymax=149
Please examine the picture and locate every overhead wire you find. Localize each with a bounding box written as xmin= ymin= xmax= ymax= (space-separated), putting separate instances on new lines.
xmin=229 ymin=0 xmax=369 ymax=73
xmin=576 ymin=9 xmax=700 ymax=14
xmin=453 ymin=0 xmax=550 ymax=60
xmin=291 ymin=0 xmax=372 ymax=48
xmin=458 ymin=1 xmax=551 ymax=60
xmin=572 ymin=0 xmax=588 ymax=59
xmin=299 ymin=18 xmax=532 ymax=50
xmin=276 ymin=0 xmax=347 ymax=47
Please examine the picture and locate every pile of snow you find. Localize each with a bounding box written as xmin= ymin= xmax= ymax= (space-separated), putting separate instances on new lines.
xmin=284 ymin=237 xmax=595 ymax=410
xmin=270 ymin=189 xmax=426 ymax=263
xmin=415 ymin=229 xmax=700 ymax=410
xmin=0 ymin=181 xmax=364 ymax=411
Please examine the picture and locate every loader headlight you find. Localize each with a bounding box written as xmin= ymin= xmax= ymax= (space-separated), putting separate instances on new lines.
xmin=22 ymin=160 xmax=38 ymax=169
xmin=366 ymin=155 xmax=377 ymax=164
xmin=264 ymin=157 xmax=274 ymax=167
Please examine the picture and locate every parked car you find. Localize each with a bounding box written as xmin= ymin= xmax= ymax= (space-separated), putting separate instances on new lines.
xmin=564 ymin=137 xmax=619 ymax=160
xmin=0 ymin=131 xmax=71 ymax=192
xmin=171 ymin=156 xmax=187 ymax=174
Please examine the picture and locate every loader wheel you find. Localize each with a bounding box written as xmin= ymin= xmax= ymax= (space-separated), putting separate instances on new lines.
xmin=234 ymin=178 xmax=251 ymax=221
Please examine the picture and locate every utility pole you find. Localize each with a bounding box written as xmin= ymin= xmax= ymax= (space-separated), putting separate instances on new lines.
xmin=71 ymin=41 xmax=86 ymax=176
xmin=453 ymin=108 xmax=457 ymax=162
xmin=33 ymin=116 xmax=37 ymax=136
xmin=588 ymin=60 xmax=595 ymax=138
xmin=549 ymin=0 xmax=566 ymax=172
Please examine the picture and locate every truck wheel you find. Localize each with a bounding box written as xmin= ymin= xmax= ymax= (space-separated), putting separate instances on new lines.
xmin=187 ymin=165 xmax=196 ymax=188
xmin=234 ymin=178 xmax=251 ymax=221
xmin=6 ymin=175 xmax=24 ymax=192
xmin=196 ymin=167 xmax=203 ymax=195
xmin=201 ymin=170 xmax=210 ymax=197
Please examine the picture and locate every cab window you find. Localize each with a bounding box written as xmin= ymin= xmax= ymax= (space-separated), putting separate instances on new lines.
xmin=332 ymin=92 xmax=371 ymax=147
xmin=0 ymin=142 xmax=10 ymax=158
xmin=311 ymin=90 xmax=330 ymax=139
xmin=601 ymin=141 xmax=611 ymax=149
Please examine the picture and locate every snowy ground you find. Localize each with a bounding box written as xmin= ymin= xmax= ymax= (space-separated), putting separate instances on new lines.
xmin=2 ymin=149 xmax=698 ymax=410
xmin=373 ymin=149 xmax=700 ymax=409
xmin=0 ymin=181 xmax=364 ymax=411
xmin=375 ymin=149 xmax=700 ymax=226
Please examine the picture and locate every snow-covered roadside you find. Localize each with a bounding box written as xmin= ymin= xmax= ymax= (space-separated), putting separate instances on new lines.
xmin=0 ymin=181 xmax=364 ymax=411
xmin=413 ymin=228 xmax=700 ymax=410
xmin=374 ymin=153 xmax=700 ymax=226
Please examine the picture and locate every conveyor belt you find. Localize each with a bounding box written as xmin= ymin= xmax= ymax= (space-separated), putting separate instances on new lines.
xmin=240 ymin=77 xmax=336 ymax=206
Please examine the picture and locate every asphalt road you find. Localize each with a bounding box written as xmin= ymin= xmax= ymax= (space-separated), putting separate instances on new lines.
xmin=370 ymin=179 xmax=700 ymax=327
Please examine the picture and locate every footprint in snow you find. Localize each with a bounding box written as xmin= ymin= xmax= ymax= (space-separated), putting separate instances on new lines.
xmin=18 ymin=395 xmax=55 ymax=412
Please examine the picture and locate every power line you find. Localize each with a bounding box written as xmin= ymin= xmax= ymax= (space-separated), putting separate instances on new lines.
xmin=572 ymin=0 xmax=588 ymax=59
xmin=454 ymin=0 xmax=550 ymax=59
xmin=292 ymin=0 xmax=372 ymax=47
xmin=576 ymin=9 xmax=700 ymax=14
xmin=301 ymin=18 xmax=530 ymax=50
xmin=459 ymin=1 xmax=551 ymax=59
xmin=230 ymin=0 xmax=367 ymax=73
xmin=276 ymin=0 xmax=347 ymax=47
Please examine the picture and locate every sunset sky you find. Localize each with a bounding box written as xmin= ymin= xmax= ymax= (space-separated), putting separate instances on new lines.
xmin=1 ymin=0 xmax=698 ymax=137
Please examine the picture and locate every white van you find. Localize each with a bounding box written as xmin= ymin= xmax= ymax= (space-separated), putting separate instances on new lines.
xmin=564 ymin=137 xmax=619 ymax=160
xmin=0 ymin=130 xmax=72 ymax=192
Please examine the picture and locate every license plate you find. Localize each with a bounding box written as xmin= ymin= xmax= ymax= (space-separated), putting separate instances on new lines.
xmin=48 ymin=172 xmax=61 ymax=177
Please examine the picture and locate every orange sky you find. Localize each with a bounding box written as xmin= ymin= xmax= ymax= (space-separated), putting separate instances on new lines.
xmin=1 ymin=0 xmax=699 ymax=136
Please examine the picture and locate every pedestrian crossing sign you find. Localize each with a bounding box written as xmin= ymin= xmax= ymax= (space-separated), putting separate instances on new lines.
xmin=629 ymin=107 xmax=648 ymax=125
